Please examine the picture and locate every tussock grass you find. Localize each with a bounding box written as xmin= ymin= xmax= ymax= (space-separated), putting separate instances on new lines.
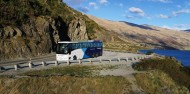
xmin=133 ymin=57 xmax=190 ymax=92
xmin=0 ymin=76 xmax=130 ymax=94
xmin=134 ymin=70 xmax=189 ymax=94
xmin=0 ymin=65 xmax=131 ymax=94
xmin=23 ymin=65 xmax=97 ymax=77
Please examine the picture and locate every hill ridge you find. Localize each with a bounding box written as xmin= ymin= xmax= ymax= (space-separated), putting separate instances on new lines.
xmin=87 ymin=15 xmax=190 ymax=50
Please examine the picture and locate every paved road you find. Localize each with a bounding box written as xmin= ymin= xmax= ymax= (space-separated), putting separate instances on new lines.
xmin=0 ymin=51 xmax=148 ymax=75
xmin=0 ymin=53 xmax=56 ymax=66
xmin=0 ymin=51 xmax=145 ymax=66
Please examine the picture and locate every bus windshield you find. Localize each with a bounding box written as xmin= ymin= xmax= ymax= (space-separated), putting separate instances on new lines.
xmin=56 ymin=43 xmax=69 ymax=54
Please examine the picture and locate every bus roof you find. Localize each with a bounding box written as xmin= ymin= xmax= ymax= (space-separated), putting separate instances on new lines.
xmin=58 ymin=40 xmax=101 ymax=43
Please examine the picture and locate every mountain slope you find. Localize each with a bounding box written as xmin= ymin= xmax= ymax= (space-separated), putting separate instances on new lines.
xmin=88 ymin=15 xmax=190 ymax=50
xmin=0 ymin=0 xmax=111 ymax=60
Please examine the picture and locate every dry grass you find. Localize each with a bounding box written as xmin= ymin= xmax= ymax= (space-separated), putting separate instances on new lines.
xmin=104 ymin=42 xmax=149 ymax=52
xmin=132 ymin=57 xmax=190 ymax=87
xmin=88 ymin=15 xmax=190 ymax=50
xmin=0 ymin=76 xmax=131 ymax=94
xmin=134 ymin=70 xmax=190 ymax=94
xmin=0 ymin=65 xmax=132 ymax=94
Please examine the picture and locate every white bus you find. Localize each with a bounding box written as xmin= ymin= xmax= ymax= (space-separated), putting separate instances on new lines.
xmin=56 ymin=40 xmax=103 ymax=61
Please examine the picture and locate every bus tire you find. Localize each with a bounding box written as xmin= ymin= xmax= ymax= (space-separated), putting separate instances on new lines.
xmin=73 ymin=55 xmax=77 ymax=60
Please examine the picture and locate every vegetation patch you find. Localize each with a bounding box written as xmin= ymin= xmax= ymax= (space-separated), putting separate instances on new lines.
xmin=22 ymin=65 xmax=100 ymax=77
xmin=104 ymin=42 xmax=148 ymax=52
xmin=134 ymin=70 xmax=189 ymax=94
xmin=132 ymin=57 xmax=190 ymax=89
xmin=0 ymin=76 xmax=131 ymax=94
xmin=0 ymin=65 xmax=131 ymax=94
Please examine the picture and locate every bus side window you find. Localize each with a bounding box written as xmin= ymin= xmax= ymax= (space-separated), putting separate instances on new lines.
xmin=93 ymin=43 xmax=95 ymax=47
xmin=73 ymin=43 xmax=76 ymax=49
xmin=83 ymin=43 xmax=86 ymax=48
xmin=94 ymin=43 xmax=97 ymax=47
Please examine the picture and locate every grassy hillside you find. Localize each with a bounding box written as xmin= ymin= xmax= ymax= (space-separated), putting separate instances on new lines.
xmin=134 ymin=70 xmax=189 ymax=93
xmin=133 ymin=57 xmax=190 ymax=92
xmin=88 ymin=15 xmax=190 ymax=50
xmin=0 ymin=0 xmax=101 ymax=39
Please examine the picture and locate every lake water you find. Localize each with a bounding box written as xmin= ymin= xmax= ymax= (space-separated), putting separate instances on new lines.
xmin=139 ymin=50 xmax=190 ymax=66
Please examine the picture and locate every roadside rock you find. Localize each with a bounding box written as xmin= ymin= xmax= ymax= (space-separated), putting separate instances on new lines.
xmin=68 ymin=18 xmax=88 ymax=41
xmin=0 ymin=16 xmax=89 ymax=60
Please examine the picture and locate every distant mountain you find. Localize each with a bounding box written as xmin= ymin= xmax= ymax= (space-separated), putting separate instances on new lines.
xmin=88 ymin=15 xmax=190 ymax=50
xmin=184 ymin=29 xmax=190 ymax=32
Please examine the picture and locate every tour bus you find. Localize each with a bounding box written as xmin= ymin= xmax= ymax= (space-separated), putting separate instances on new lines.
xmin=56 ymin=40 xmax=103 ymax=61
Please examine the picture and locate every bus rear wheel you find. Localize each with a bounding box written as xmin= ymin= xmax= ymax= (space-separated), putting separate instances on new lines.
xmin=73 ymin=55 xmax=77 ymax=60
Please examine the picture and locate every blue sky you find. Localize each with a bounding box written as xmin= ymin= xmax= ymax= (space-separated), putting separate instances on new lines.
xmin=63 ymin=0 xmax=190 ymax=30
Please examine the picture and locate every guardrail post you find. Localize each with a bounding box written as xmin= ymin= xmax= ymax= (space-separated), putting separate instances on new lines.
xmin=109 ymin=59 xmax=112 ymax=63
xmin=55 ymin=61 xmax=58 ymax=66
xmin=125 ymin=58 xmax=128 ymax=62
xmin=130 ymin=58 xmax=132 ymax=61
xmin=118 ymin=58 xmax=121 ymax=62
xmin=0 ymin=66 xmax=5 ymax=71
xmin=67 ymin=60 xmax=70 ymax=65
xmin=28 ymin=58 xmax=33 ymax=68
xmin=89 ymin=59 xmax=92 ymax=64
xmin=140 ymin=56 xmax=142 ymax=60
xmin=99 ymin=59 xmax=102 ymax=63
xmin=132 ymin=57 xmax=135 ymax=61
xmin=29 ymin=62 xmax=33 ymax=68
xmin=79 ymin=60 xmax=82 ymax=64
xmin=14 ymin=64 xmax=18 ymax=70
xmin=42 ymin=61 xmax=46 ymax=67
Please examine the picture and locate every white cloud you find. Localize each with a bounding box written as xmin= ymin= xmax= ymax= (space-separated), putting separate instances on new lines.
xmin=125 ymin=15 xmax=136 ymax=19
xmin=128 ymin=7 xmax=145 ymax=16
xmin=78 ymin=7 xmax=89 ymax=13
xmin=99 ymin=0 xmax=108 ymax=4
xmin=176 ymin=5 xmax=181 ymax=8
xmin=159 ymin=14 xmax=169 ymax=19
xmin=63 ymin=0 xmax=85 ymax=5
xmin=174 ymin=24 xmax=190 ymax=30
xmin=149 ymin=0 xmax=171 ymax=3
xmin=89 ymin=2 xmax=98 ymax=9
xmin=162 ymin=25 xmax=172 ymax=29
xmin=119 ymin=3 xmax=123 ymax=7
xmin=162 ymin=24 xmax=190 ymax=30
xmin=172 ymin=9 xmax=190 ymax=16
xmin=158 ymin=0 xmax=170 ymax=3
xmin=162 ymin=25 xmax=181 ymax=30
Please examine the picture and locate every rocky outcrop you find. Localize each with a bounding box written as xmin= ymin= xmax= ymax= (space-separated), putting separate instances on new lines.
xmin=68 ymin=18 xmax=88 ymax=41
xmin=0 ymin=16 xmax=88 ymax=60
